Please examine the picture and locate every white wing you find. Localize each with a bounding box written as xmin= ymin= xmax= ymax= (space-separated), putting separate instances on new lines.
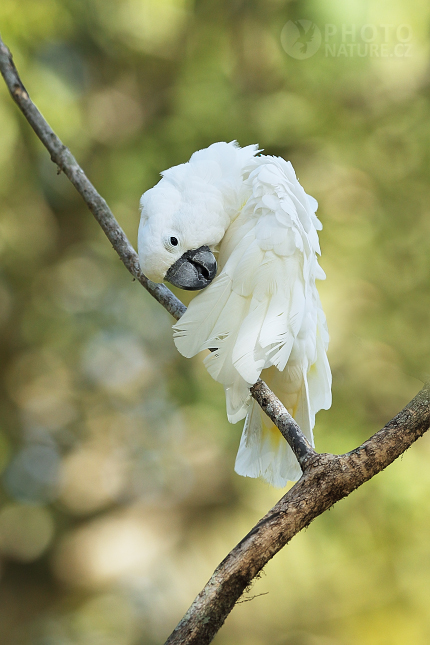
xmin=173 ymin=156 xmax=331 ymax=486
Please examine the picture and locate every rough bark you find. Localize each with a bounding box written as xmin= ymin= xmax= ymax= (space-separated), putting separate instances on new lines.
xmin=165 ymin=384 xmax=430 ymax=645
xmin=1 ymin=35 xmax=429 ymax=645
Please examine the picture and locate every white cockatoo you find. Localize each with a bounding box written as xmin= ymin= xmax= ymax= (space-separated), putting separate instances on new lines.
xmin=138 ymin=141 xmax=331 ymax=487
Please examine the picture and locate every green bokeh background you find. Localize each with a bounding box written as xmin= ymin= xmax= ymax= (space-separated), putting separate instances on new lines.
xmin=0 ymin=1 xmax=430 ymax=644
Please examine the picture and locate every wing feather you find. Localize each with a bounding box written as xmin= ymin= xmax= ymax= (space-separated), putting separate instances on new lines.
xmin=173 ymin=273 xmax=233 ymax=358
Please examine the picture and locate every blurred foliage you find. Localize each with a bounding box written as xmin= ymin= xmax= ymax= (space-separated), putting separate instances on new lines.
xmin=0 ymin=1 xmax=430 ymax=644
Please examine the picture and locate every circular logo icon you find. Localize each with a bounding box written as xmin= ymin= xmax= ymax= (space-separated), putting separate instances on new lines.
xmin=281 ymin=20 xmax=322 ymax=60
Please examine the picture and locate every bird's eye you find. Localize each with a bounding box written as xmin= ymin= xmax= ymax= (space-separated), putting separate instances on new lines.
xmin=170 ymin=237 xmax=179 ymax=246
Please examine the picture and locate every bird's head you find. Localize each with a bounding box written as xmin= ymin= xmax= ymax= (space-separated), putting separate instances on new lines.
xmin=138 ymin=141 xmax=260 ymax=289
xmin=138 ymin=163 xmax=228 ymax=290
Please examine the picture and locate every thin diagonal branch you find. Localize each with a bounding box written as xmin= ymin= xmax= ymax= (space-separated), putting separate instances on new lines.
xmin=0 ymin=34 xmax=311 ymax=459
xmin=1 ymin=35 xmax=429 ymax=645
xmin=251 ymin=379 xmax=317 ymax=470
xmin=0 ymin=37 xmax=186 ymax=321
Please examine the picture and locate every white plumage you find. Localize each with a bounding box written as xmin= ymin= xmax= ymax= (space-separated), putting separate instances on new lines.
xmin=138 ymin=141 xmax=331 ymax=487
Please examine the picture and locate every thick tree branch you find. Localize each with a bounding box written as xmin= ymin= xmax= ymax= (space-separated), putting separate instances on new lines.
xmin=165 ymin=383 xmax=430 ymax=644
xmin=1 ymin=35 xmax=429 ymax=645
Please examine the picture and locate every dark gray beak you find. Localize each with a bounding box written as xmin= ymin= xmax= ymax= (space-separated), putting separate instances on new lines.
xmin=165 ymin=245 xmax=217 ymax=291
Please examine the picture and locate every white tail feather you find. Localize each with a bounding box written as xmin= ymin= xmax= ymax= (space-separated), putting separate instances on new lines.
xmin=234 ymin=400 xmax=303 ymax=487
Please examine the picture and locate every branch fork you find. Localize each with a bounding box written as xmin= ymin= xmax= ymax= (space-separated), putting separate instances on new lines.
xmin=1 ymin=35 xmax=429 ymax=645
